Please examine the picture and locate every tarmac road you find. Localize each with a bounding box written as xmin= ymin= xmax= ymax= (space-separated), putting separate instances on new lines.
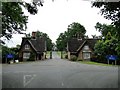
xmin=2 ymin=52 xmax=119 ymax=88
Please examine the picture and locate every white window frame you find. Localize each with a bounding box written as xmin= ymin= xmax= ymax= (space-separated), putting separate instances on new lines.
xmin=23 ymin=52 xmax=30 ymax=59
xmin=25 ymin=44 xmax=30 ymax=50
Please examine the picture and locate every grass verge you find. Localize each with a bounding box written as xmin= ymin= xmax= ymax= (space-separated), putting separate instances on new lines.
xmin=57 ymin=51 xmax=67 ymax=59
xmin=46 ymin=51 xmax=50 ymax=59
xmin=78 ymin=61 xmax=118 ymax=67
xmin=57 ymin=51 xmax=61 ymax=57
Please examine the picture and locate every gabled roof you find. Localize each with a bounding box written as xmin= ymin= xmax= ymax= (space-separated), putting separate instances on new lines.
xmin=19 ymin=37 xmax=46 ymax=53
xmin=67 ymin=38 xmax=84 ymax=53
xmin=86 ymin=39 xmax=98 ymax=50
xmin=67 ymin=38 xmax=98 ymax=53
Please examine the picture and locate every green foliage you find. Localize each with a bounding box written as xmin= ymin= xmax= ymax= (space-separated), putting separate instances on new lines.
xmin=94 ymin=40 xmax=105 ymax=55
xmin=95 ymin=38 xmax=118 ymax=55
xmin=94 ymin=22 xmax=119 ymax=62
xmin=79 ymin=61 xmax=115 ymax=66
xmin=10 ymin=47 xmax=19 ymax=60
xmin=1 ymin=1 xmax=43 ymax=43
xmin=56 ymin=33 xmax=66 ymax=51
xmin=92 ymin=2 xmax=120 ymax=58
xmin=2 ymin=46 xmax=10 ymax=62
xmin=92 ymin=2 xmax=120 ymax=28
xmin=65 ymin=54 xmax=68 ymax=59
xmin=46 ymin=38 xmax=53 ymax=51
xmin=94 ymin=34 xmax=118 ymax=63
xmin=67 ymin=22 xmax=86 ymax=39
xmin=2 ymin=45 xmax=19 ymax=63
xmin=56 ymin=22 xmax=86 ymax=51
xmin=70 ymin=55 xmax=77 ymax=61
xmin=28 ymin=52 xmax=35 ymax=61
xmin=95 ymin=22 xmax=117 ymax=38
xmin=36 ymin=31 xmax=53 ymax=51
xmin=2 ymin=2 xmax=27 ymax=39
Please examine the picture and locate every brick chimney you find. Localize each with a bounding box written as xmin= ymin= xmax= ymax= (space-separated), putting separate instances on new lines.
xmin=32 ymin=32 xmax=36 ymax=39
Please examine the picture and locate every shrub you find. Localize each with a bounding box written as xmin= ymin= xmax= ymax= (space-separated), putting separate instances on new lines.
xmin=70 ymin=55 xmax=77 ymax=61
xmin=90 ymin=56 xmax=98 ymax=62
xmin=65 ymin=54 xmax=68 ymax=59
xmin=27 ymin=53 xmax=35 ymax=61
xmin=77 ymin=58 xmax=83 ymax=61
xmin=97 ymin=55 xmax=107 ymax=64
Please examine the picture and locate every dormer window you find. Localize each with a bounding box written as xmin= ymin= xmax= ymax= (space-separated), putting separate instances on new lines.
xmin=25 ymin=44 xmax=30 ymax=49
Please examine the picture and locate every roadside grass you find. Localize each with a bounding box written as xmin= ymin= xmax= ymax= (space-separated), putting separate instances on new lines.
xmin=46 ymin=51 xmax=50 ymax=59
xmin=57 ymin=51 xmax=67 ymax=59
xmin=78 ymin=61 xmax=119 ymax=67
xmin=57 ymin=51 xmax=61 ymax=57
xmin=63 ymin=52 xmax=67 ymax=59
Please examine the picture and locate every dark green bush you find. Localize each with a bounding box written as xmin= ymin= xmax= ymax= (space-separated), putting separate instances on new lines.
xmin=65 ymin=54 xmax=68 ymax=59
xmin=27 ymin=53 xmax=35 ymax=61
xmin=90 ymin=55 xmax=98 ymax=62
xmin=70 ymin=55 xmax=77 ymax=61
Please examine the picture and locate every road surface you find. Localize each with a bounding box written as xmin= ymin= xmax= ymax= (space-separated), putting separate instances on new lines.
xmin=2 ymin=52 xmax=119 ymax=88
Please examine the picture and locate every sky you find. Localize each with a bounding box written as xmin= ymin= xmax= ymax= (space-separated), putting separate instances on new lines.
xmin=4 ymin=0 xmax=112 ymax=47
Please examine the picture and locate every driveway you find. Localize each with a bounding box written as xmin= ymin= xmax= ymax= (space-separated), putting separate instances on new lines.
xmin=2 ymin=52 xmax=119 ymax=88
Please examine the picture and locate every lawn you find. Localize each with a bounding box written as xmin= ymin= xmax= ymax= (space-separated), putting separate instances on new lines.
xmin=78 ymin=61 xmax=118 ymax=66
xmin=46 ymin=51 xmax=50 ymax=59
xmin=57 ymin=51 xmax=61 ymax=56
xmin=57 ymin=51 xmax=67 ymax=59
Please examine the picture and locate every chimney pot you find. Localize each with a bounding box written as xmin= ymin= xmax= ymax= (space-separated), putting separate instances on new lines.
xmin=32 ymin=32 xmax=36 ymax=39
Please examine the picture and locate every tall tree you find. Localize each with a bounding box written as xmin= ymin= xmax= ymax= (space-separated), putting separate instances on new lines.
xmin=56 ymin=22 xmax=86 ymax=51
xmin=56 ymin=33 xmax=66 ymax=51
xmin=67 ymin=22 xmax=86 ymax=39
xmin=92 ymin=2 xmax=120 ymax=30
xmin=92 ymin=2 xmax=120 ymax=56
xmin=95 ymin=22 xmax=117 ymax=38
xmin=1 ymin=1 xmax=43 ymax=43
xmin=36 ymin=31 xmax=53 ymax=51
xmin=94 ymin=23 xmax=119 ymax=62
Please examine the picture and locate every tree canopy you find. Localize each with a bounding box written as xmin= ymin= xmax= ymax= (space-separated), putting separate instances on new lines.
xmin=2 ymin=44 xmax=20 ymax=63
xmin=95 ymin=22 xmax=117 ymax=38
xmin=36 ymin=31 xmax=53 ymax=51
xmin=92 ymin=1 xmax=120 ymax=38
xmin=94 ymin=22 xmax=119 ymax=62
xmin=1 ymin=1 xmax=43 ymax=43
xmin=92 ymin=1 xmax=120 ymax=60
xmin=56 ymin=22 xmax=86 ymax=51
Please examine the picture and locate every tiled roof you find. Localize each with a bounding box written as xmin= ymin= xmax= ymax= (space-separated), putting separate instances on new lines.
xmin=67 ymin=38 xmax=84 ymax=52
xmin=86 ymin=39 xmax=98 ymax=50
xmin=67 ymin=38 xmax=98 ymax=53
xmin=20 ymin=37 xmax=46 ymax=53
xmin=30 ymin=38 xmax=46 ymax=52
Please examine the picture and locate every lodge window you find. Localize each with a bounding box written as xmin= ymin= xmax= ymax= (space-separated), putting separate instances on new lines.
xmin=25 ymin=44 xmax=30 ymax=49
xmin=83 ymin=52 xmax=90 ymax=59
xmin=23 ymin=52 xmax=30 ymax=59
xmin=83 ymin=45 xmax=89 ymax=50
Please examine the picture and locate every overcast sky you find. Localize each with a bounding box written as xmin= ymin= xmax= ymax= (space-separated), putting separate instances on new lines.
xmin=5 ymin=0 xmax=112 ymax=47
